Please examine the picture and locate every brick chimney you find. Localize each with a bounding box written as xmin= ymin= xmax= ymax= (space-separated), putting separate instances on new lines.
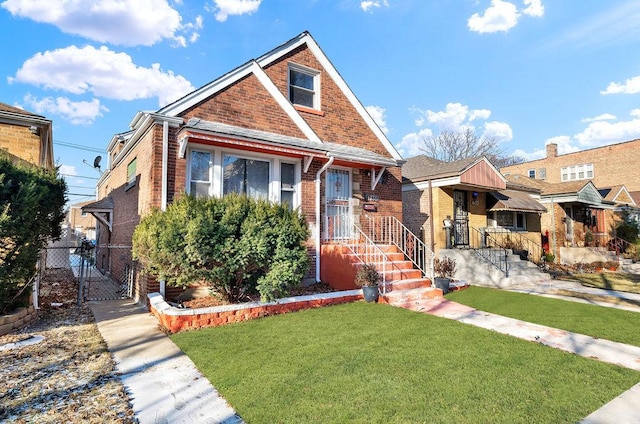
xmin=546 ymin=143 xmax=558 ymax=158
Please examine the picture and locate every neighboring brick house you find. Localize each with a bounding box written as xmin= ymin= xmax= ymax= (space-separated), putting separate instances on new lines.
xmin=66 ymin=200 xmax=97 ymax=241
xmin=83 ymin=32 xmax=404 ymax=304
xmin=0 ymin=102 xmax=54 ymax=170
xmin=504 ymin=174 xmax=632 ymax=262
xmin=501 ymin=139 xmax=640 ymax=193
xmin=402 ymin=155 xmax=546 ymax=259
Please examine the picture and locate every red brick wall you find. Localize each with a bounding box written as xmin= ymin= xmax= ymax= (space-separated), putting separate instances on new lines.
xmin=501 ymin=139 xmax=640 ymax=191
xmin=264 ymin=45 xmax=391 ymax=158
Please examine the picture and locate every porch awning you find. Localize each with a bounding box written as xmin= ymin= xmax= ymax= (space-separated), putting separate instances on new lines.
xmin=488 ymin=190 xmax=546 ymax=213
xmin=81 ymin=197 xmax=113 ymax=232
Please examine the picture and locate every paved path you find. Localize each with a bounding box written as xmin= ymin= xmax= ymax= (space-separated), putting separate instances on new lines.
xmin=90 ymin=300 xmax=243 ymax=424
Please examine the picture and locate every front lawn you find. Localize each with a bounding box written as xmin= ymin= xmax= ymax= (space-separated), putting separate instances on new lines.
xmin=560 ymin=272 xmax=640 ymax=294
xmin=447 ymin=286 xmax=640 ymax=346
xmin=171 ymin=302 xmax=639 ymax=423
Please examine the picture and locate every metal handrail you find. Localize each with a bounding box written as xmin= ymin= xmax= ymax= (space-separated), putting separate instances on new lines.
xmin=484 ymin=228 xmax=543 ymax=265
xmin=324 ymin=215 xmax=394 ymax=294
xmin=364 ymin=216 xmax=435 ymax=282
xmin=608 ymin=236 xmax=633 ymax=258
xmin=468 ymin=227 xmax=509 ymax=276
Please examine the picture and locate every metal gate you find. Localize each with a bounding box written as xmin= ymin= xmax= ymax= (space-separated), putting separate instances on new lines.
xmin=453 ymin=190 xmax=469 ymax=246
xmin=44 ymin=238 xmax=133 ymax=302
xmin=325 ymin=168 xmax=352 ymax=240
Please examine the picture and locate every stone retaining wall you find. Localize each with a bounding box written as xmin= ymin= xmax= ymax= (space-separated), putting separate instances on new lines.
xmin=0 ymin=306 xmax=38 ymax=336
xmin=148 ymin=290 xmax=363 ymax=333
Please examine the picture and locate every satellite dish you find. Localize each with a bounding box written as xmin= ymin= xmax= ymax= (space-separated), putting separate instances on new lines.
xmin=93 ymin=155 xmax=102 ymax=170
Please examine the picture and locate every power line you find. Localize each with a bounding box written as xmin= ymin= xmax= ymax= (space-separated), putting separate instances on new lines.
xmin=54 ymin=139 xmax=106 ymax=154
xmin=68 ymin=192 xmax=97 ymax=196
xmin=60 ymin=173 xmax=100 ymax=180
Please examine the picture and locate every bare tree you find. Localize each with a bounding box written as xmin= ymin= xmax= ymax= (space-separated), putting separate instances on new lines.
xmin=420 ymin=128 xmax=524 ymax=167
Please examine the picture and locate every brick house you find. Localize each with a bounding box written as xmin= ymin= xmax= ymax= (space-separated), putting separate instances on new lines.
xmin=66 ymin=200 xmax=97 ymax=241
xmin=504 ymin=174 xmax=634 ymax=262
xmin=83 ymin=32 xmax=410 ymax=304
xmin=0 ymin=102 xmax=54 ymax=170
xmin=402 ymin=155 xmax=546 ymax=261
xmin=501 ymin=140 xmax=640 ymax=194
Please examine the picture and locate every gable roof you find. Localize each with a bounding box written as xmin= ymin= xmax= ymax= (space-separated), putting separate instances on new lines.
xmin=403 ymin=155 xmax=506 ymax=190
xmin=157 ymin=31 xmax=402 ymax=162
xmin=598 ymin=185 xmax=636 ymax=205
xmin=505 ymin=174 xmax=606 ymax=205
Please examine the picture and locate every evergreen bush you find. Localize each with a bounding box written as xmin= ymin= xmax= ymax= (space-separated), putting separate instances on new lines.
xmin=133 ymin=194 xmax=309 ymax=303
xmin=0 ymin=156 xmax=66 ymax=312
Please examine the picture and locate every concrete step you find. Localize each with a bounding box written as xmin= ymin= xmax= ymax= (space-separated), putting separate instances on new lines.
xmin=384 ymin=278 xmax=432 ymax=291
xmin=381 ymin=286 xmax=443 ymax=306
xmin=380 ymin=268 xmax=423 ymax=281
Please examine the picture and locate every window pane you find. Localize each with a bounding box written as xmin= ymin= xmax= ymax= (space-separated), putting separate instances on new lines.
xmin=190 ymin=182 xmax=210 ymax=197
xmin=223 ymin=155 xmax=245 ymax=196
xmin=281 ymin=163 xmax=295 ymax=189
xmin=516 ymin=213 xmax=525 ymax=229
xmin=127 ymin=158 xmax=137 ymax=183
xmin=191 ymin=151 xmax=211 ymax=181
xmin=281 ymin=191 xmax=294 ymax=210
xmin=290 ymin=87 xmax=313 ymax=107
xmin=246 ymin=159 xmax=269 ymax=200
xmin=290 ymin=70 xmax=313 ymax=90
xmin=496 ymin=211 xmax=514 ymax=227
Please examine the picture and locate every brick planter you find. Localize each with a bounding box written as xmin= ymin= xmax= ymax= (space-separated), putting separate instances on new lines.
xmin=148 ymin=290 xmax=364 ymax=333
xmin=0 ymin=306 xmax=38 ymax=336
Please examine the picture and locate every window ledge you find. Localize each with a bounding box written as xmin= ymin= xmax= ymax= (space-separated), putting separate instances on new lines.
xmin=125 ymin=181 xmax=136 ymax=192
xmin=294 ymin=105 xmax=325 ymax=116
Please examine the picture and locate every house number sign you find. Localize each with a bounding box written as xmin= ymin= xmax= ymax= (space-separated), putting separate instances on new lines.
xmin=364 ymin=193 xmax=379 ymax=202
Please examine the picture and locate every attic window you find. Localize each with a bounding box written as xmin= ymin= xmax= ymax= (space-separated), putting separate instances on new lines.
xmin=289 ymin=64 xmax=319 ymax=109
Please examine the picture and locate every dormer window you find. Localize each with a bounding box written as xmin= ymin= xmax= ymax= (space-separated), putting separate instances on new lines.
xmin=289 ymin=64 xmax=319 ymax=109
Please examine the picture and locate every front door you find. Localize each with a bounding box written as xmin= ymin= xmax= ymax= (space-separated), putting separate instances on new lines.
xmin=453 ymin=190 xmax=469 ymax=246
xmin=325 ymin=168 xmax=352 ymax=239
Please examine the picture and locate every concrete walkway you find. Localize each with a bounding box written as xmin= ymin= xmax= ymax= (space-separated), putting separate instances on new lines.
xmin=90 ymin=284 xmax=640 ymax=423
xmin=90 ymin=300 xmax=243 ymax=424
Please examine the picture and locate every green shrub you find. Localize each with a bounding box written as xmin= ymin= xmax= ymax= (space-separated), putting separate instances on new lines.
xmin=0 ymin=156 xmax=66 ymax=312
xmin=133 ymin=194 xmax=309 ymax=303
xmin=616 ymin=222 xmax=639 ymax=245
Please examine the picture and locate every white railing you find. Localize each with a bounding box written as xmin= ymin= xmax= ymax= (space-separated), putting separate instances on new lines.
xmin=365 ymin=216 xmax=435 ymax=282
xmin=324 ymin=215 xmax=394 ymax=294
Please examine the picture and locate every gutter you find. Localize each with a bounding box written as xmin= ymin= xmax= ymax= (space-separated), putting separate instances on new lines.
xmin=161 ymin=120 xmax=169 ymax=211
xmin=315 ymin=156 xmax=334 ymax=282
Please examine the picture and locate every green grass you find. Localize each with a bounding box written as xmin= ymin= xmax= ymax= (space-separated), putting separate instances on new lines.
xmin=447 ymin=286 xmax=640 ymax=346
xmin=171 ymin=302 xmax=639 ymax=423
xmin=560 ymin=272 xmax=640 ymax=294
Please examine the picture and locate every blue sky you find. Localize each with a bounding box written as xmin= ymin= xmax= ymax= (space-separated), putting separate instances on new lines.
xmin=2 ymin=0 xmax=640 ymax=207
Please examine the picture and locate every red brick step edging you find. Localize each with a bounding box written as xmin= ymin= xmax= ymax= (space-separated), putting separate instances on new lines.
xmin=148 ymin=290 xmax=363 ymax=333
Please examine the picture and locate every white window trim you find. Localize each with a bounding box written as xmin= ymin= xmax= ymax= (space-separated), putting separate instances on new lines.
xmin=561 ymin=163 xmax=593 ymax=182
xmin=528 ymin=169 xmax=536 ymax=178
xmin=288 ymin=62 xmax=321 ymax=110
xmin=186 ymin=144 xmax=301 ymax=208
xmin=492 ymin=211 xmax=527 ymax=231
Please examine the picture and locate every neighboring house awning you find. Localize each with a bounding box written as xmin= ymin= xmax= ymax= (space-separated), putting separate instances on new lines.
xmin=402 ymin=155 xmax=506 ymax=191
xmin=81 ymin=197 xmax=114 ymax=232
xmin=488 ymin=190 xmax=547 ymax=213
xmin=178 ymin=118 xmax=400 ymax=168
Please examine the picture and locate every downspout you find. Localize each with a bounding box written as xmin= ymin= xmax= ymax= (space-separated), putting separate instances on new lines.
xmin=550 ymin=196 xmax=557 ymax=259
xmin=428 ymin=179 xmax=435 ymax=253
xmin=315 ymin=156 xmax=334 ymax=282
xmin=161 ymin=120 xmax=169 ymax=211
xmin=160 ymin=120 xmax=169 ymax=298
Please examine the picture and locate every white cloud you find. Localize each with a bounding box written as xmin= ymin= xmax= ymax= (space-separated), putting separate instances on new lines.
xmin=209 ymin=0 xmax=261 ymax=22
xmin=512 ymin=147 xmax=545 ymax=161
xmin=527 ymin=111 xmax=640 ymax=158
xmin=398 ymin=102 xmax=512 ymax=158
xmin=468 ymin=0 xmax=519 ymax=33
xmin=23 ymin=94 xmax=108 ymax=125
xmin=581 ymin=113 xmax=617 ymax=123
xmin=366 ymin=105 xmax=389 ymax=134
xmin=0 ymin=0 xmax=199 ymax=47
xmin=522 ymin=0 xmax=544 ymax=17
xmin=482 ymin=121 xmax=513 ymax=142
xmin=58 ymin=164 xmax=78 ymax=176
xmin=422 ymin=102 xmax=495 ymax=131
xmin=601 ymin=75 xmax=640 ymax=95
xmin=9 ymin=45 xmax=195 ymax=107
xmin=467 ymin=0 xmax=544 ymax=34
xmin=361 ymin=0 xmax=389 ymax=12
xmin=395 ymin=128 xmax=433 ymax=158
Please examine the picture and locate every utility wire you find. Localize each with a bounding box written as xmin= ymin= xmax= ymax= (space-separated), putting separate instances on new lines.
xmin=60 ymin=173 xmax=100 ymax=180
xmin=54 ymin=139 xmax=106 ymax=154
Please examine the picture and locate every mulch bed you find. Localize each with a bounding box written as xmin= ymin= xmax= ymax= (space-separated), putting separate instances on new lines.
xmin=0 ymin=268 xmax=136 ymax=423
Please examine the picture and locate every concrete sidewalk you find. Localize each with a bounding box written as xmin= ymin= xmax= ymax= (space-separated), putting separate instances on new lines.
xmin=90 ymin=300 xmax=243 ymax=424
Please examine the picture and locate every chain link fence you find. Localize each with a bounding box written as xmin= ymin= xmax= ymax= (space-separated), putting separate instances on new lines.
xmin=43 ymin=231 xmax=134 ymax=302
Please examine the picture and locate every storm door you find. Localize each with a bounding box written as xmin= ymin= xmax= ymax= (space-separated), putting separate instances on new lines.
xmin=325 ymin=168 xmax=352 ymax=240
xmin=453 ymin=190 xmax=469 ymax=246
